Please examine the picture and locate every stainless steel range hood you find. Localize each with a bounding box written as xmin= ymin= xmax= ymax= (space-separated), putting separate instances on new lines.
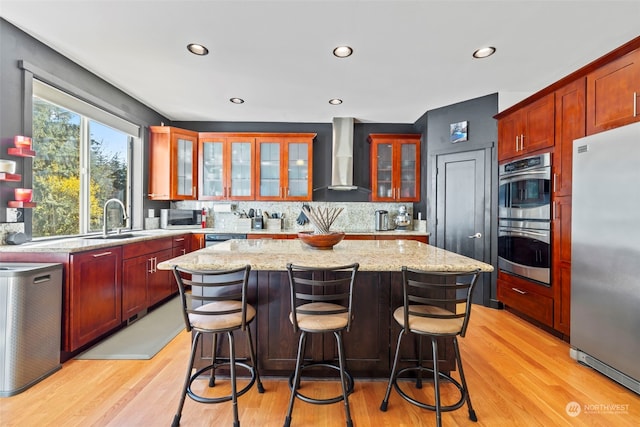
xmin=328 ymin=117 xmax=358 ymax=191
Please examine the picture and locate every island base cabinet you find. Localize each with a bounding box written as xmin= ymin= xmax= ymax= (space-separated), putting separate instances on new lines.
xmin=256 ymin=271 xmax=390 ymax=377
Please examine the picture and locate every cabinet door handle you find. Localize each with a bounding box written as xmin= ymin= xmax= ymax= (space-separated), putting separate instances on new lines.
xmin=92 ymin=251 xmax=112 ymax=258
xmin=175 ymin=238 xmax=185 ymax=242
xmin=634 ymin=92 xmax=637 ymax=117
xmin=512 ymin=287 xmax=527 ymax=295
xmin=520 ymin=134 xmax=525 ymax=151
xmin=515 ymin=135 xmax=519 ymax=152
xmin=181 ymin=249 xmax=186 ymax=255
xmin=148 ymin=258 xmax=154 ymax=273
xmin=553 ymin=173 xmax=557 ymax=193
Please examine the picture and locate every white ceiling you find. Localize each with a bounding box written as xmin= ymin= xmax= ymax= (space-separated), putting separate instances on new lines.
xmin=2 ymin=0 xmax=639 ymax=124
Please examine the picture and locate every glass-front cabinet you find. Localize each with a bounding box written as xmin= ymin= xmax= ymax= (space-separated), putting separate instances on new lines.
xmin=369 ymin=133 xmax=421 ymax=202
xmin=149 ymin=126 xmax=198 ymax=200
xmin=198 ymin=133 xmax=254 ymax=200
xmin=255 ymin=134 xmax=315 ymax=201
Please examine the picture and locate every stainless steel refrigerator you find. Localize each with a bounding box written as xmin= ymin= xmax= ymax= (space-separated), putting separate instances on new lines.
xmin=571 ymin=121 xmax=640 ymax=394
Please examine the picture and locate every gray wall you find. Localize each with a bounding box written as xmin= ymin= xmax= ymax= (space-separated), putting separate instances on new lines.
xmin=422 ymin=93 xmax=499 ymax=306
xmin=0 ymin=18 xmax=169 ymax=226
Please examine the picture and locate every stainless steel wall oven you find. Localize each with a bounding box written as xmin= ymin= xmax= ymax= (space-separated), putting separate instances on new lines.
xmin=498 ymin=153 xmax=552 ymax=286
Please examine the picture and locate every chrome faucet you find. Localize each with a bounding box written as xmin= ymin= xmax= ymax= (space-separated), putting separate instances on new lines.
xmin=103 ymin=198 xmax=128 ymax=237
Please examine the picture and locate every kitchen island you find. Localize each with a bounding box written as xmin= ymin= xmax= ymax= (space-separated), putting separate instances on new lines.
xmin=158 ymin=238 xmax=493 ymax=377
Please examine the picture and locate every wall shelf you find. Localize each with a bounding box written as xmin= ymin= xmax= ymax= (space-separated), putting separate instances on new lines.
xmin=8 ymin=147 xmax=36 ymax=157
xmin=8 ymin=201 xmax=37 ymax=208
xmin=0 ymin=172 xmax=21 ymax=182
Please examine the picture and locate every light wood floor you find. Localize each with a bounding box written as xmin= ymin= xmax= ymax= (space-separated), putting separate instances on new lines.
xmin=2 ymin=305 xmax=639 ymax=426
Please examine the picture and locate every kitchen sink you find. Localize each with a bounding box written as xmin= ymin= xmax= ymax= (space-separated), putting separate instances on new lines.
xmin=84 ymin=233 xmax=140 ymax=240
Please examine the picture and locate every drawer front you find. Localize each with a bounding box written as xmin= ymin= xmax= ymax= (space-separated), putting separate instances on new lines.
xmin=122 ymin=237 xmax=173 ymax=259
xmin=498 ymin=277 xmax=553 ymax=327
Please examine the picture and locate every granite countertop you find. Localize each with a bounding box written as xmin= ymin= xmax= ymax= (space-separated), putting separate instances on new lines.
xmin=0 ymin=228 xmax=428 ymax=253
xmin=157 ymin=239 xmax=493 ymax=273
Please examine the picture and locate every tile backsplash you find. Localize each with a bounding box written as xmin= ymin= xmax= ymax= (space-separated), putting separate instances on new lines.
xmin=173 ymin=201 xmax=418 ymax=233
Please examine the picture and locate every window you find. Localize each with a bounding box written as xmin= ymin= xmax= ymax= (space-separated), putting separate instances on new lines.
xmin=31 ymin=81 xmax=138 ymax=238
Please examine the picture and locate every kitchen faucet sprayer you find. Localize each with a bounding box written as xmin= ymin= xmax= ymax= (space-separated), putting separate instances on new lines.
xmin=103 ymin=198 xmax=128 ymax=237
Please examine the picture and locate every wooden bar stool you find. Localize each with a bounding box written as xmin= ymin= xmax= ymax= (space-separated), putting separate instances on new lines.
xmin=172 ymin=265 xmax=264 ymax=427
xmin=380 ymin=267 xmax=481 ymax=427
xmin=283 ymin=263 xmax=359 ymax=427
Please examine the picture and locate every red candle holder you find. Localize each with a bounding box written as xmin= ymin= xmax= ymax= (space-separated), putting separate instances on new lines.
xmin=14 ymin=188 xmax=33 ymax=202
xmin=14 ymin=135 xmax=32 ymax=149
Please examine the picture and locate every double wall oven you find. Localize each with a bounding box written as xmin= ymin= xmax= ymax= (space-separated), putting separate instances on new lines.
xmin=498 ymin=153 xmax=551 ymax=285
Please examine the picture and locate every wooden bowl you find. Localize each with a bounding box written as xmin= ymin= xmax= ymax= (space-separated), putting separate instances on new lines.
xmin=298 ymin=231 xmax=345 ymax=250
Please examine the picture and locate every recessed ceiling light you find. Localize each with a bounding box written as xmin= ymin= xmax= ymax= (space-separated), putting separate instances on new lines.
xmin=329 ymin=98 xmax=343 ymax=105
xmin=472 ymin=46 xmax=496 ymax=59
xmin=187 ymin=43 xmax=209 ymax=56
xmin=230 ymin=98 xmax=244 ymax=104
xmin=333 ymin=46 xmax=353 ymax=58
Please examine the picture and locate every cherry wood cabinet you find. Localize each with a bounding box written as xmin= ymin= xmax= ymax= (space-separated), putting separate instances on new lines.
xmin=497 ymin=93 xmax=555 ymax=161
xmin=68 ymin=246 xmax=123 ymax=351
xmin=586 ymin=48 xmax=640 ymax=135
xmin=198 ymin=133 xmax=255 ymax=200
xmin=255 ymin=134 xmax=315 ymax=201
xmin=552 ymin=196 xmax=572 ymax=335
xmin=369 ymin=134 xmax=420 ymax=202
xmin=497 ymin=271 xmax=553 ymax=328
xmin=553 ymin=78 xmax=586 ymax=197
xmin=191 ymin=233 xmax=205 ymax=250
xmin=148 ymin=126 xmax=198 ymax=200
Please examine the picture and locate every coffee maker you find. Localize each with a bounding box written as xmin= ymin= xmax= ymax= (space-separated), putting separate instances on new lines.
xmin=375 ymin=210 xmax=392 ymax=231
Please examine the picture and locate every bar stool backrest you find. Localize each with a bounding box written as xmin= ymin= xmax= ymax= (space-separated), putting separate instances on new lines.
xmin=172 ymin=265 xmax=252 ymax=332
xmin=401 ymin=267 xmax=481 ymax=337
xmin=286 ymin=263 xmax=359 ymax=333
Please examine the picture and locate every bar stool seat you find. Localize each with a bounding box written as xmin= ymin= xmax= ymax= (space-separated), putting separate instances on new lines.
xmin=283 ymin=263 xmax=359 ymax=427
xmin=172 ymin=265 xmax=264 ymax=427
xmin=380 ymin=267 xmax=481 ymax=427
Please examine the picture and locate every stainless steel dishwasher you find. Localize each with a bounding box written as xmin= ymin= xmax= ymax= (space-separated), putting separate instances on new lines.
xmin=0 ymin=262 xmax=63 ymax=397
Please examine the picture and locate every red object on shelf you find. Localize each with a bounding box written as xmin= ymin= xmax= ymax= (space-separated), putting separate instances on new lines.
xmin=0 ymin=172 xmax=21 ymax=182
xmin=14 ymin=188 xmax=33 ymax=202
xmin=8 ymin=201 xmax=37 ymax=208
xmin=8 ymin=147 xmax=36 ymax=157
xmin=14 ymin=135 xmax=32 ymax=148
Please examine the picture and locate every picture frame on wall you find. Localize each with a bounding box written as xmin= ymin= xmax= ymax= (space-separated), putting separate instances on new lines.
xmin=450 ymin=121 xmax=468 ymax=143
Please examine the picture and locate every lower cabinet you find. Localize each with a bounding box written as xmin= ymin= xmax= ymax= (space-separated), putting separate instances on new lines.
xmin=122 ymin=237 xmax=176 ymax=321
xmin=497 ymin=271 xmax=554 ymax=328
xmin=68 ymin=246 xmax=123 ymax=351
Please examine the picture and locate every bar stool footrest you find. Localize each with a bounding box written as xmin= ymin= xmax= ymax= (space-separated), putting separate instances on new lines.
xmin=288 ymin=362 xmax=354 ymax=405
xmin=392 ymin=366 xmax=466 ymax=412
xmin=187 ymin=361 xmax=257 ymax=404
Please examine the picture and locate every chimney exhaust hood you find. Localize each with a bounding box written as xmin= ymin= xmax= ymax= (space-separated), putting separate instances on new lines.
xmin=328 ymin=117 xmax=359 ymax=191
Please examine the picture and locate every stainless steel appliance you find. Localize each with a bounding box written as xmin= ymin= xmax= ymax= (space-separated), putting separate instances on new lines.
xmin=160 ymin=209 xmax=202 ymax=229
xmin=498 ymin=152 xmax=551 ymax=221
xmin=205 ymin=233 xmax=247 ymax=247
xmin=1 ymin=262 xmax=63 ymax=397
xmin=375 ymin=210 xmax=391 ymax=231
xmin=570 ymin=122 xmax=640 ymax=394
xmin=498 ymin=219 xmax=550 ymax=285
xmin=498 ymin=152 xmax=552 ymax=285
xmin=394 ymin=205 xmax=412 ymax=230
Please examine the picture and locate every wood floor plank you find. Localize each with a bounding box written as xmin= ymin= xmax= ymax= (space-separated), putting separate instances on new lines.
xmin=2 ymin=305 xmax=639 ymax=426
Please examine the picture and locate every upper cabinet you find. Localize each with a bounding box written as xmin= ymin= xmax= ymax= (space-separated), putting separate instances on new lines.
xmin=148 ymin=126 xmax=198 ymax=200
xmin=553 ymin=78 xmax=586 ymax=197
xmin=369 ymin=134 xmax=421 ymax=202
xmin=198 ymin=133 xmax=255 ymax=200
xmin=255 ymin=134 xmax=315 ymax=201
xmin=586 ymin=48 xmax=640 ymax=135
xmin=497 ymin=93 xmax=555 ymax=161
